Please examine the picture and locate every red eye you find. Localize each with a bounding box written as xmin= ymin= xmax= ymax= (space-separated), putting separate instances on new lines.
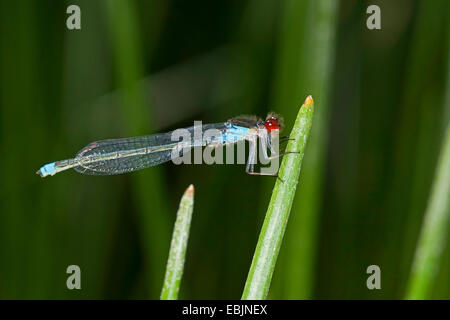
xmin=264 ymin=118 xmax=280 ymax=132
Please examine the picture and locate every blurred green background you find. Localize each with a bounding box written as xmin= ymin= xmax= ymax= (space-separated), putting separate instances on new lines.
xmin=0 ymin=0 xmax=449 ymax=299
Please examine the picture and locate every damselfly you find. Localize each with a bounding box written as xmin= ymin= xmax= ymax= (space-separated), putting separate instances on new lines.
xmin=37 ymin=113 xmax=292 ymax=178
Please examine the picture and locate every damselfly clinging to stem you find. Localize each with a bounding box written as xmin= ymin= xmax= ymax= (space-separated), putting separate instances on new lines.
xmin=37 ymin=113 xmax=295 ymax=178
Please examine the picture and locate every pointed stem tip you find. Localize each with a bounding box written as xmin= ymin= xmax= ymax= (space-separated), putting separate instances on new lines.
xmin=185 ymin=184 xmax=194 ymax=195
xmin=304 ymin=95 xmax=314 ymax=106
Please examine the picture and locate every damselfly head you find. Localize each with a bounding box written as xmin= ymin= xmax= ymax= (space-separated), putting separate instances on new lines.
xmin=264 ymin=112 xmax=283 ymax=132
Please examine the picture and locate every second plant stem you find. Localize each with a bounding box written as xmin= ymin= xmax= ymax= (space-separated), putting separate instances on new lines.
xmin=242 ymin=96 xmax=315 ymax=300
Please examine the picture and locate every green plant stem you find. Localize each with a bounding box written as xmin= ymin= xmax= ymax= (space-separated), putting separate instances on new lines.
xmin=242 ymin=96 xmax=314 ymax=300
xmin=161 ymin=185 xmax=195 ymax=300
xmin=405 ymin=123 xmax=450 ymax=299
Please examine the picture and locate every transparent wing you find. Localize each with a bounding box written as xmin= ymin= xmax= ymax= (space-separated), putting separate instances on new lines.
xmin=73 ymin=135 xmax=175 ymax=175
xmin=73 ymin=123 xmax=226 ymax=175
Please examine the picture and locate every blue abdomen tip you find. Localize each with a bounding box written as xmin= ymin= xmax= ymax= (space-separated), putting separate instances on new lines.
xmin=37 ymin=162 xmax=56 ymax=177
